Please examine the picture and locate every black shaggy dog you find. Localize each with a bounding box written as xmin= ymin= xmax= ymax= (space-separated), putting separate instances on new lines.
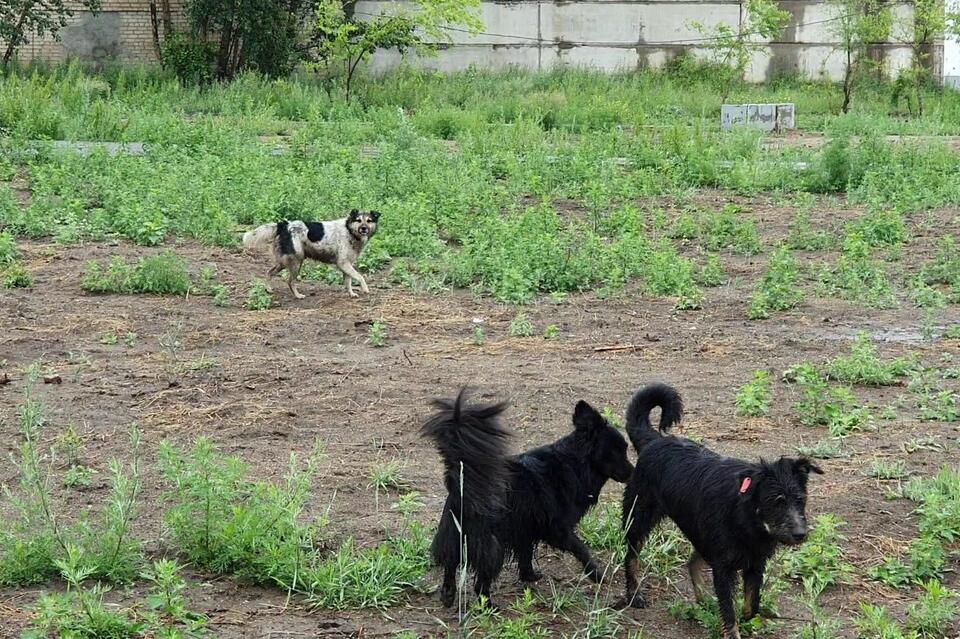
xmin=620 ymin=384 xmax=823 ymax=639
xmin=421 ymin=389 xmax=634 ymax=608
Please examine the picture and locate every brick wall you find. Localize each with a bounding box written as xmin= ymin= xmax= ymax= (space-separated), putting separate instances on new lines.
xmin=5 ymin=0 xmax=188 ymax=64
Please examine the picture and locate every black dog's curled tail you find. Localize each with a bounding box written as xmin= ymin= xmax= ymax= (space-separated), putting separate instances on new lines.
xmin=421 ymin=388 xmax=512 ymax=520
xmin=625 ymin=383 xmax=684 ymax=453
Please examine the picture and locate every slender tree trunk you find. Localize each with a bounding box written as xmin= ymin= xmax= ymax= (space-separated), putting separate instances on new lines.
xmin=149 ymin=1 xmax=163 ymax=59
xmin=3 ymin=4 xmax=34 ymax=68
xmin=160 ymin=0 xmax=173 ymax=36
xmin=841 ymin=47 xmax=852 ymax=113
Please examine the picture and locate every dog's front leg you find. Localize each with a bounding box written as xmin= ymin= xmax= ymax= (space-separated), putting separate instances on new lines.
xmin=439 ymin=563 xmax=457 ymax=608
xmin=555 ymin=532 xmax=602 ymax=583
xmin=742 ymin=564 xmax=764 ymax=620
xmin=713 ymin=568 xmax=741 ymax=639
xmin=342 ymin=273 xmax=357 ymax=297
xmin=339 ymin=261 xmax=369 ymax=295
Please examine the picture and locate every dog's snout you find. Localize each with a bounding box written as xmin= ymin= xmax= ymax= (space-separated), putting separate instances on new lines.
xmin=791 ymin=528 xmax=807 ymax=544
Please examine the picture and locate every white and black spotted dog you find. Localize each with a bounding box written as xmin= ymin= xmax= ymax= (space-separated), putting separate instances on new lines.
xmin=242 ymin=209 xmax=380 ymax=299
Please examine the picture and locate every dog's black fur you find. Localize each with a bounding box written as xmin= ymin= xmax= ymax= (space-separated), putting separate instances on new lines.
xmin=421 ymin=389 xmax=634 ymax=608
xmin=621 ymin=384 xmax=823 ymax=639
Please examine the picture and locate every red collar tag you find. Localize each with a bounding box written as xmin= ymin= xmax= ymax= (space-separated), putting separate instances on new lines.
xmin=739 ymin=477 xmax=752 ymax=494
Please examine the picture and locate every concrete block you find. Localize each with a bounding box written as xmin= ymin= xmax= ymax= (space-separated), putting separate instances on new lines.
xmin=721 ymin=103 xmax=796 ymax=132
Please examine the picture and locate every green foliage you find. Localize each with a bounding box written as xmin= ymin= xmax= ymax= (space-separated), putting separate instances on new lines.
xmin=184 ymin=0 xmax=310 ymax=79
xmin=312 ymin=0 xmax=482 ymax=99
xmin=698 ymin=253 xmax=726 ymax=287
xmin=690 ymin=0 xmax=790 ymax=99
xmin=543 ymin=324 xmax=560 ymax=340
xmin=922 ymin=236 xmax=960 ymax=302
xmin=907 ymin=580 xmax=958 ymax=638
xmin=847 ymin=209 xmax=906 ymax=248
xmin=855 ymin=603 xmax=915 ymax=639
xmin=161 ymin=32 xmax=216 ymax=85
xmin=785 ymin=363 xmax=871 ymax=436
xmin=3 ymin=261 xmax=32 ymax=288
xmin=817 ymin=232 xmax=897 ymax=308
xmin=81 ymin=252 xmax=192 ymax=295
xmin=780 ymin=514 xmax=854 ymax=597
xmin=466 ymin=589 xmax=549 ymax=639
xmin=157 ymin=437 xmax=324 ymax=583
xmin=735 ymin=370 xmax=772 ymax=417
xmin=748 ymin=246 xmax=804 ymax=319
xmin=0 ymin=230 xmax=19 ymax=264
xmin=369 ymin=319 xmax=388 ymax=347
xmin=828 ymin=0 xmax=893 ymax=113
xmin=510 ymin=312 xmax=535 ymax=337
xmin=1 ymin=382 xmax=144 ymax=587
xmin=866 ymin=459 xmax=909 ymax=480
xmin=245 ymin=279 xmax=273 ymax=310
xmin=826 ymin=332 xmax=915 ymax=385
xmin=786 ymin=210 xmax=835 ymax=251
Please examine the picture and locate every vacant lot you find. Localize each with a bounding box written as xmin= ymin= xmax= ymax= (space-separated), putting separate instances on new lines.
xmin=1 ymin=67 xmax=959 ymax=638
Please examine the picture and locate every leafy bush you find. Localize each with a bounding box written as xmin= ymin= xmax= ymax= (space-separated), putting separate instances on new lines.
xmin=736 ymin=371 xmax=773 ymax=417
xmin=81 ymin=252 xmax=191 ymax=295
xmin=161 ymin=32 xmax=216 ymax=85
xmin=749 ymin=246 xmax=804 ymax=319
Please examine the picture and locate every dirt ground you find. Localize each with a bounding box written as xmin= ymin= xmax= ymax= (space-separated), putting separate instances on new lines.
xmin=1 ymin=194 xmax=959 ymax=638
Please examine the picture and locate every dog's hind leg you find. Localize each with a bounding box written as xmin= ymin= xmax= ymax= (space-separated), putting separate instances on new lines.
xmin=439 ymin=563 xmax=457 ymax=608
xmin=688 ymin=552 xmax=711 ymax=604
xmin=516 ymin=543 xmax=542 ymax=582
xmin=713 ymin=567 xmax=741 ymax=639
xmin=620 ymin=492 xmax=662 ymax=608
xmin=284 ymin=257 xmax=305 ymax=300
xmin=741 ymin=562 xmax=765 ymax=621
xmin=265 ymin=263 xmax=283 ymax=293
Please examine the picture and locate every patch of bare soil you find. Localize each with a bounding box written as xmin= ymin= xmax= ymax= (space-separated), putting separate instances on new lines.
xmin=1 ymin=194 xmax=959 ymax=638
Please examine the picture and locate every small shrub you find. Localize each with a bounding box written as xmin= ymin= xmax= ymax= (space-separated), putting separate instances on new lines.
xmin=0 ymin=230 xmax=20 ymax=264
xmin=907 ymin=580 xmax=958 ymax=638
xmin=369 ymin=320 xmax=387 ymax=347
xmin=817 ymin=232 xmax=896 ymax=308
xmin=698 ymin=253 xmax=726 ymax=287
xmin=510 ymin=312 xmax=535 ymax=337
xmin=245 ymin=280 xmax=273 ymax=310
xmin=543 ymin=324 xmax=560 ymax=340
xmin=826 ymin=332 xmax=915 ymax=386
xmin=786 ymin=211 xmax=834 ymax=251
xmin=212 ymin=284 xmax=230 ymax=307
xmin=855 ymin=603 xmax=911 ymax=639
xmin=780 ymin=514 xmax=854 ymax=596
xmin=3 ymin=262 xmax=32 ymax=288
xmin=749 ymin=246 xmax=803 ymax=319
xmin=735 ymin=371 xmax=772 ymax=417
xmin=82 ymin=253 xmax=191 ymax=296
xmin=848 ymin=209 xmax=907 ymax=248
xmin=161 ymin=32 xmax=216 ymax=85
xmin=866 ymin=459 xmax=909 ymax=480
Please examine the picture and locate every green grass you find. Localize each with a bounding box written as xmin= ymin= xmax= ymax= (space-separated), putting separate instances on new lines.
xmin=748 ymin=246 xmax=804 ymax=319
xmin=81 ymin=252 xmax=192 ymax=295
xmin=2 ymin=65 xmax=960 ymax=305
xmin=826 ymin=332 xmax=915 ymax=386
xmin=735 ymin=370 xmax=773 ymax=417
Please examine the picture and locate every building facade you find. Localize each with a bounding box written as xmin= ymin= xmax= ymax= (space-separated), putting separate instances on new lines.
xmin=3 ymin=0 xmax=952 ymax=83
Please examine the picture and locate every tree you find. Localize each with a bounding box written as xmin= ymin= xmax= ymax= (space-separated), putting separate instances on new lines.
xmin=1 ymin=0 xmax=102 ymax=68
xmin=310 ymin=0 xmax=483 ymax=101
xmin=184 ymin=0 xmax=314 ymax=79
xmin=691 ymin=0 xmax=791 ymax=102
xmin=828 ymin=0 xmax=892 ymax=113
xmin=893 ymin=0 xmax=960 ymax=116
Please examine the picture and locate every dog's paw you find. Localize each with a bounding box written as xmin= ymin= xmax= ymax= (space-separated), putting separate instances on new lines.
xmin=348 ymin=290 xmax=359 ymax=298
xmin=439 ymin=591 xmax=456 ymax=608
xmin=615 ymin=594 xmax=646 ymax=610
xmin=584 ymin=565 xmax=603 ymax=583
xmin=293 ymin=292 xmax=306 ymax=300
xmin=519 ymin=568 xmax=543 ymax=583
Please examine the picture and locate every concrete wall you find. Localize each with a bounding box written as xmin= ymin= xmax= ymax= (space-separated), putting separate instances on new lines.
xmin=2 ymin=0 xmax=944 ymax=84
xmin=361 ymin=0 xmax=924 ymax=81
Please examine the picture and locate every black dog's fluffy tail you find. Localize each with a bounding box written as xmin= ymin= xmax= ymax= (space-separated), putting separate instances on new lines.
xmin=625 ymin=383 xmax=684 ymax=453
xmin=421 ymin=389 xmax=512 ymax=521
